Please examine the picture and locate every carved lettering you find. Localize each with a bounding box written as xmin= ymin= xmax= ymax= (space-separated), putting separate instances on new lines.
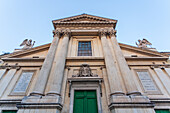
xmin=137 ymin=71 xmax=157 ymax=91
xmin=13 ymin=72 xmax=34 ymax=93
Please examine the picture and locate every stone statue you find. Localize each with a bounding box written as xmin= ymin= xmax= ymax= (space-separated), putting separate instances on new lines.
xmin=136 ymin=38 xmax=152 ymax=48
xmin=20 ymin=39 xmax=35 ymax=50
xmin=72 ymin=64 xmax=98 ymax=77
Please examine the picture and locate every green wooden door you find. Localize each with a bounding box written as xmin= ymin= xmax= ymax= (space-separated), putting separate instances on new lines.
xmin=2 ymin=110 xmax=17 ymax=113
xmin=73 ymin=90 xmax=98 ymax=113
xmin=155 ymin=109 xmax=170 ymax=113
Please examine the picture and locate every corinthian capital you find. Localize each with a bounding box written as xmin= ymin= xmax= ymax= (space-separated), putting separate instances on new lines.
xmin=99 ymin=29 xmax=107 ymax=37
xmin=53 ymin=29 xmax=62 ymax=37
xmin=108 ymin=29 xmax=117 ymax=37
xmin=62 ymin=29 xmax=71 ymax=37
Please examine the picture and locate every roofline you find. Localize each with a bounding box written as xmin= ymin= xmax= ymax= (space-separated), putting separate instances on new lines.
xmin=0 ymin=43 xmax=51 ymax=58
xmin=119 ymin=43 xmax=169 ymax=57
xmin=52 ymin=14 xmax=117 ymax=29
xmin=52 ymin=13 xmax=117 ymax=23
xmin=0 ymin=41 xmax=168 ymax=59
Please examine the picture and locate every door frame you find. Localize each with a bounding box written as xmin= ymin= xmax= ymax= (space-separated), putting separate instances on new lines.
xmin=69 ymin=81 xmax=102 ymax=113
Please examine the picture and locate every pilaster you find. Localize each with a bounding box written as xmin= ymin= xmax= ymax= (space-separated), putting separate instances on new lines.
xmin=99 ymin=29 xmax=125 ymax=96
xmin=30 ymin=29 xmax=61 ymax=96
xmin=46 ymin=29 xmax=70 ymax=96
xmin=107 ymin=29 xmax=155 ymax=113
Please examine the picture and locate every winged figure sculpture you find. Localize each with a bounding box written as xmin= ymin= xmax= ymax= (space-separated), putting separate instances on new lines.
xmin=136 ymin=38 xmax=152 ymax=48
xmin=20 ymin=39 xmax=35 ymax=50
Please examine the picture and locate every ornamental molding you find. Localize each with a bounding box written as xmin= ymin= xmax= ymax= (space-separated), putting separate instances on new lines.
xmin=62 ymin=29 xmax=71 ymax=37
xmin=108 ymin=29 xmax=117 ymax=37
xmin=99 ymin=29 xmax=117 ymax=37
xmin=53 ymin=29 xmax=62 ymax=37
xmin=72 ymin=64 xmax=98 ymax=77
xmin=0 ymin=65 xmax=20 ymax=70
xmin=53 ymin=14 xmax=117 ymax=23
xmin=150 ymin=64 xmax=170 ymax=69
xmin=99 ymin=29 xmax=108 ymax=36
xmin=52 ymin=14 xmax=117 ymax=29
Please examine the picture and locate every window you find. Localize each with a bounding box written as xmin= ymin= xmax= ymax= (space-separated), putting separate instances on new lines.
xmin=12 ymin=71 xmax=34 ymax=94
xmin=78 ymin=41 xmax=92 ymax=56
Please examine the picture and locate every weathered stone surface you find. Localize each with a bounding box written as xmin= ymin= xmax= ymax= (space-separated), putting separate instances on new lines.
xmin=0 ymin=14 xmax=169 ymax=113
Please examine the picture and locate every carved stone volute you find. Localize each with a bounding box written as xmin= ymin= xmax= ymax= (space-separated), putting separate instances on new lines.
xmin=99 ymin=29 xmax=107 ymax=36
xmin=62 ymin=29 xmax=71 ymax=37
xmin=53 ymin=29 xmax=62 ymax=37
xmin=108 ymin=29 xmax=117 ymax=37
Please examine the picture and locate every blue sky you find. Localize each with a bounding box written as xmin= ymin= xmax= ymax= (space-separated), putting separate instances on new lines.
xmin=0 ymin=0 xmax=170 ymax=54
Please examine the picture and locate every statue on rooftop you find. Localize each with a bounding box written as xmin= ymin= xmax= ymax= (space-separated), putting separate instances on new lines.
xmin=20 ymin=39 xmax=35 ymax=50
xmin=136 ymin=38 xmax=152 ymax=48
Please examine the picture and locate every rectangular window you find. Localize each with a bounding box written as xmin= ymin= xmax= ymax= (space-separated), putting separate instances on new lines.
xmin=12 ymin=71 xmax=34 ymax=94
xmin=136 ymin=70 xmax=160 ymax=94
xmin=78 ymin=41 xmax=92 ymax=56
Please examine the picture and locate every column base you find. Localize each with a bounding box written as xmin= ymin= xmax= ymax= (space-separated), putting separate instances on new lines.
xmin=111 ymin=108 xmax=155 ymax=113
xmin=17 ymin=95 xmax=63 ymax=112
xmin=126 ymin=91 xmax=142 ymax=96
xmin=109 ymin=95 xmax=154 ymax=112
xmin=46 ymin=91 xmax=61 ymax=96
xmin=29 ymin=91 xmax=44 ymax=96
xmin=110 ymin=91 xmax=125 ymax=96
xmin=17 ymin=108 xmax=61 ymax=113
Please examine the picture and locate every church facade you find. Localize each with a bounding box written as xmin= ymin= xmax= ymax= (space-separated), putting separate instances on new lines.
xmin=0 ymin=14 xmax=169 ymax=113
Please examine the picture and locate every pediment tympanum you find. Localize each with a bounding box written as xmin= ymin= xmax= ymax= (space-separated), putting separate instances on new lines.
xmin=53 ymin=14 xmax=117 ymax=23
xmin=52 ymin=14 xmax=117 ymax=28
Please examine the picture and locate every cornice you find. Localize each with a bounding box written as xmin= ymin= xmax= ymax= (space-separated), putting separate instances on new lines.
xmin=119 ymin=43 xmax=168 ymax=57
xmin=0 ymin=65 xmax=20 ymax=70
xmin=52 ymin=14 xmax=117 ymax=23
xmin=1 ymin=58 xmax=45 ymax=62
xmin=0 ymin=43 xmax=50 ymax=58
xmin=52 ymin=14 xmax=117 ymax=29
xmin=54 ymin=21 xmax=115 ymax=24
xmin=125 ymin=56 xmax=169 ymax=60
xmin=54 ymin=22 xmax=115 ymax=28
xmin=1 ymin=40 xmax=168 ymax=59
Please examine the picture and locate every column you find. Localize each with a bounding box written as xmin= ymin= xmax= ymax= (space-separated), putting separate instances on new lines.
xmin=165 ymin=68 xmax=170 ymax=77
xmin=0 ymin=68 xmax=17 ymax=97
xmin=0 ymin=69 xmax=6 ymax=80
xmin=46 ymin=30 xmax=70 ymax=96
xmin=101 ymin=67 xmax=111 ymax=105
xmin=30 ymin=30 xmax=61 ymax=96
xmin=154 ymin=68 xmax=170 ymax=94
xmin=61 ymin=67 xmax=70 ymax=104
xmin=109 ymin=30 xmax=140 ymax=95
xmin=100 ymin=30 xmax=124 ymax=95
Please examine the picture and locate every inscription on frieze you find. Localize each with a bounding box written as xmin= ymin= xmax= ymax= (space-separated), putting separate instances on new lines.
xmin=137 ymin=71 xmax=157 ymax=91
xmin=13 ymin=72 xmax=34 ymax=93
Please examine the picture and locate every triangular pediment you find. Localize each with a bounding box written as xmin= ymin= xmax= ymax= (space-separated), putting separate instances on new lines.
xmin=119 ymin=43 xmax=168 ymax=57
xmin=0 ymin=43 xmax=50 ymax=58
xmin=52 ymin=14 xmax=117 ymax=23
